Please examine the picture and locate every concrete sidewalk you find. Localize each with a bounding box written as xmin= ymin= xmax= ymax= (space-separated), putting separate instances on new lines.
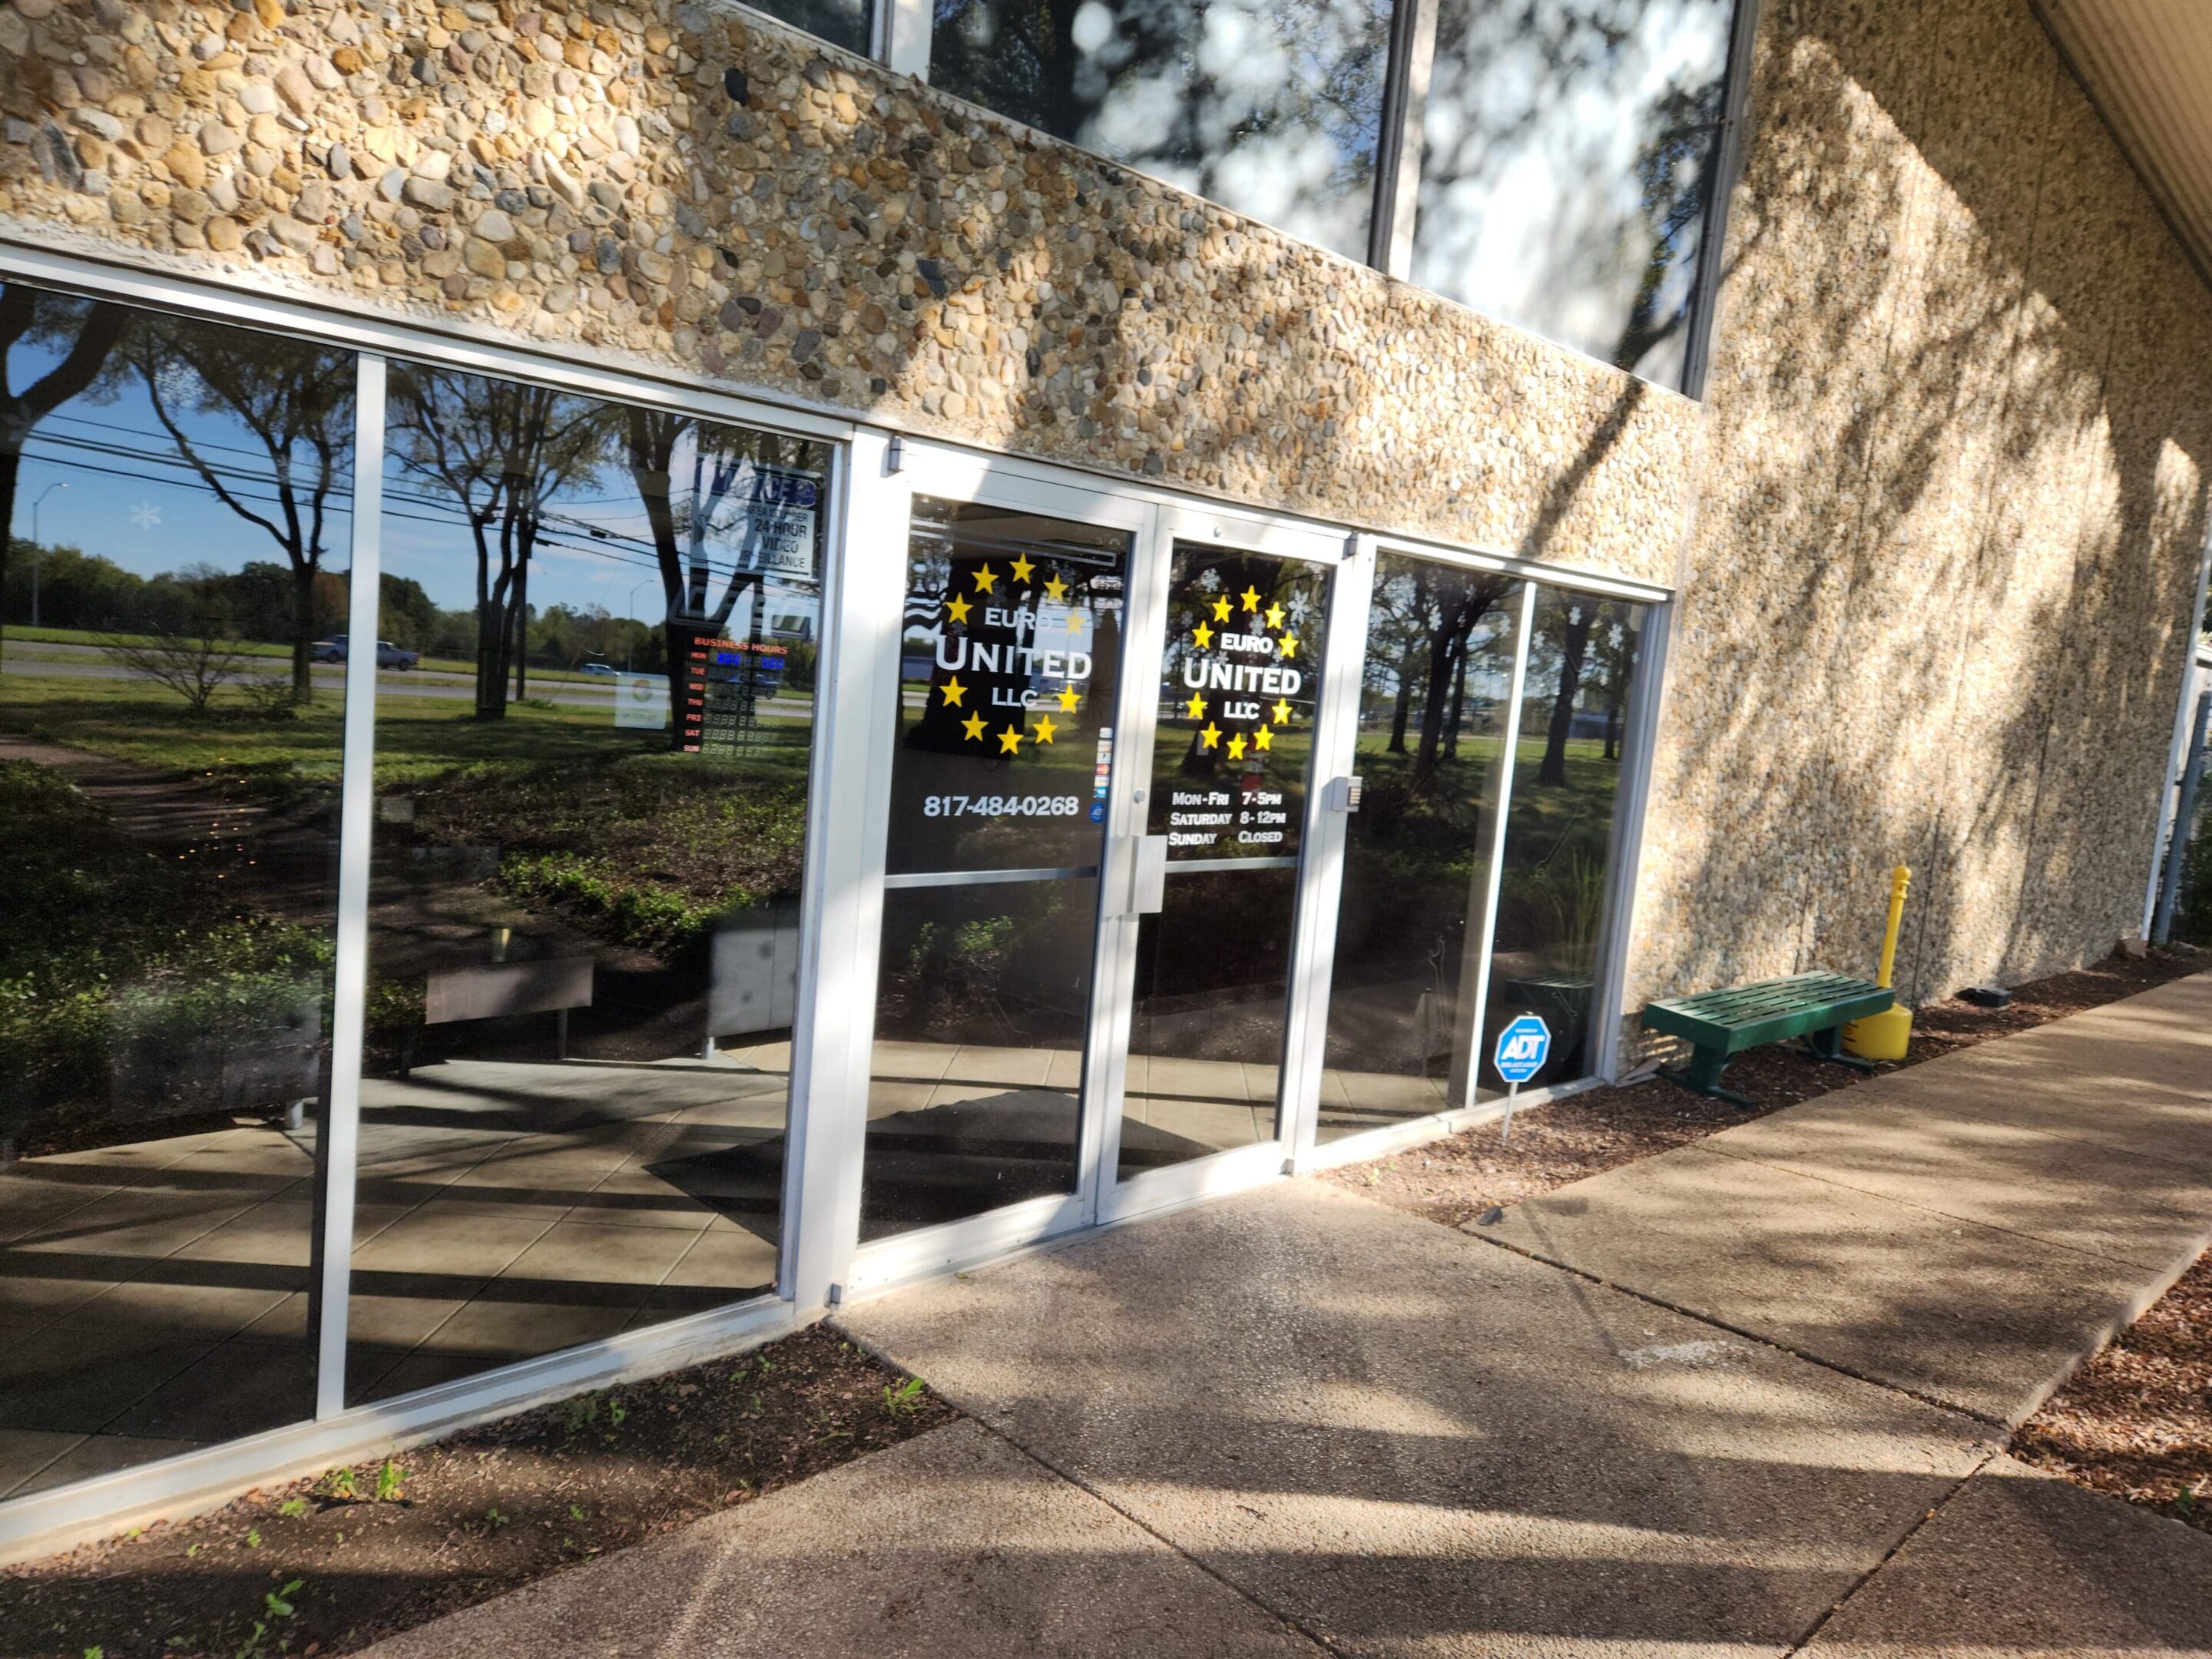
xmin=364 ymin=971 xmax=2212 ymax=1657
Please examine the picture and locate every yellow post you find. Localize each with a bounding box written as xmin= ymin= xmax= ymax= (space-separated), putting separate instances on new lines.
xmin=1843 ymin=865 xmax=1914 ymax=1060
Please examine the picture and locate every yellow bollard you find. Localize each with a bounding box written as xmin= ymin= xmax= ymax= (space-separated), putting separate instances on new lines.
xmin=1843 ymin=864 xmax=1914 ymax=1061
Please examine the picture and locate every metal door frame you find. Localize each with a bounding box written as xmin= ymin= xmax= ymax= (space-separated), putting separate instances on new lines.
xmin=836 ymin=439 xmax=1161 ymax=1296
xmin=1097 ymin=505 xmax=1355 ymax=1227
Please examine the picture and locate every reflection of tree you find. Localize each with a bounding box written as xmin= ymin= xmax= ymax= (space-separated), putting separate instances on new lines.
xmin=131 ymin=316 xmax=354 ymax=703
xmin=931 ymin=0 xmax=1389 ymax=251
xmin=388 ymin=369 xmax=604 ymax=720
xmin=0 ymin=285 xmax=127 ymax=663
xmin=621 ymin=409 xmax=818 ymax=740
xmin=1530 ymin=598 xmax=1635 ymax=783
xmin=1414 ymin=0 xmax=1728 ymax=382
xmin=1364 ymin=562 xmax=1514 ymax=786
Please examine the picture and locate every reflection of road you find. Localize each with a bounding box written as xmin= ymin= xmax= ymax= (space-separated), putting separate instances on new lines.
xmin=0 ymin=641 xmax=813 ymax=717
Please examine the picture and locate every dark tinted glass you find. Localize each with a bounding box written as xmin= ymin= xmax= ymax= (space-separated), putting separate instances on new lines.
xmin=0 ymin=282 xmax=353 ymax=1491
xmin=1319 ymin=555 xmax=1520 ymax=1141
xmin=929 ymin=0 xmax=1394 ymax=260
xmin=349 ymin=364 xmax=825 ymax=1404
xmin=756 ymin=0 xmax=873 ymax=54
xmin=1411 ymin=0 xmax=1733 ymax=386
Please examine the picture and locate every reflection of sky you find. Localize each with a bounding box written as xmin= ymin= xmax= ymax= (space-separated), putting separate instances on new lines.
xmin=9 ymin=345 xmax=353 ymax=581
xmin=7 ymin=325 xmax=820 ymax=633
xmin=1411 ymin=0 xmax=1730 ymax=382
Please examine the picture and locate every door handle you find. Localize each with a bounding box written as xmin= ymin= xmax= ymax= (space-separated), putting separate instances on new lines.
xmin=1111 ymin=834 xmax=1169 ymax=918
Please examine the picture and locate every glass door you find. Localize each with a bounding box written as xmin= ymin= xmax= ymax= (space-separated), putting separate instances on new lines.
xmin=1101 ymin=517 xmax=1344 ymax=1218
xmin=851 ymin=473 xmax=1150 ymax=1270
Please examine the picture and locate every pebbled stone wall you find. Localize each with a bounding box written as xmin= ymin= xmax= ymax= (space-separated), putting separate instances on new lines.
xmin=0 ymin=0 xmax=1694 ymax=588
xmin=1625 ymin=0 xmax=2212 ymax=1024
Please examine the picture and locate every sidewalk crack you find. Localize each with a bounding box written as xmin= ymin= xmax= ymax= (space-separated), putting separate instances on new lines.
xmin=1780 ymin=1451 xmax=1994 ymax=1655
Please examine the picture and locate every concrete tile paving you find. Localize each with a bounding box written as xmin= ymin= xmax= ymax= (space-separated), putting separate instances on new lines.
xmin=845 ymin=1182 xmax=1996 ymax=1657
xmin=360 ymin=1419 xmax=1326 ymax=1659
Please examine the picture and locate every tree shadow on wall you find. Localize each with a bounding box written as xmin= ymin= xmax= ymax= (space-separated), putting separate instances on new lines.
xmin=1633 ymin=0 xmax=2212 ymax=1015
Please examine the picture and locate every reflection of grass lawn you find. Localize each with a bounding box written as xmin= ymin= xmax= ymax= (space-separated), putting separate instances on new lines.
xmin=0 ymin=678 xmax=816 ymax=956
xmin=2 ymin=625 xmax=648 ymax=685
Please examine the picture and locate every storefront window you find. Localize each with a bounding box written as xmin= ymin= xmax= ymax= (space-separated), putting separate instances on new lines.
xmin=927 ymin=0 xmax=1394 ymax=260
xmin=349 ymin=364 xmax=826 ymax=1402
xmin=0 ymin=280 xmax=353 ymax=1493
xmin=1410 ymin=0 xmax=1734 ymax=386
xmin=756 ymin=0 xmax=873 ymax=55
xmin=1480 ymin=590 xmax=1644 ymax=1087
xmin=1318 ymin=555 xmax=1520 ymax=1141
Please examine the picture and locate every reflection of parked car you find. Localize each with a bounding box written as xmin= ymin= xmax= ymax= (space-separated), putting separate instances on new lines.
xmin=579 ymin=661 xmax=619 ymax=676
xmin=311 ymin=635 xmax=416 ymax=670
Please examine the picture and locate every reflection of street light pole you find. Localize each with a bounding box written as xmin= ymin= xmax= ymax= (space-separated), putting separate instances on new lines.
xmin=28 ymin=482 xmax=65 ymax=628
xmin=626 ymin=575 xmax=654 ymax=672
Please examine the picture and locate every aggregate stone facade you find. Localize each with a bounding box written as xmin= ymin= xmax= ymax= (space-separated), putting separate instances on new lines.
xmin=1625 ymin=0 xmax=2212 ymax=1023
xmin=0 ymin=0 xmax=1694 ymax=588
xmin=2 ymin=0 xmax=2208 ymax=1035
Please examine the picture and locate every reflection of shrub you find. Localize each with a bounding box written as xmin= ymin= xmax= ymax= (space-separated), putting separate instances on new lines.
xmin=501 ymin=850 xmax=725 ymax=954
xmin=782 ymin=641 xmax=818 ymax=692
xmin=0 ymin=761 xmax=333 ymax=1137
xmin=2178 ymin=828 xmax=2212 ymax=946
xmin=1499 ymin=852 xmax=1608 ymax=970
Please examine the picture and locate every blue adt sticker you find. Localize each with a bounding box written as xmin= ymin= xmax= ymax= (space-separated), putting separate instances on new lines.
xmin=1088 ymin=802 xmax=1106 ymax=823
xmin=1493 ymin=1015 xmax=1551 ymax=1084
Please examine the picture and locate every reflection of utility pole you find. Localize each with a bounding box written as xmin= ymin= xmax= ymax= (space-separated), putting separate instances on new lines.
xmin=28 ymin=482 xmax=65 ymax=628
xmin=627 ymin=575 xmax=652 ymax=671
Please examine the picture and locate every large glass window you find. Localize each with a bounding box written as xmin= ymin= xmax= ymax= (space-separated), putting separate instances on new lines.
xmin=755 ymin=0 xmax=873 ymax=54
xmin=1481 ymin=590 xmax=1644 ymax=1086
xmin=1318 ymin=555 xmax=1520 ymax=1141
xmin=0 ymin=281 xmax=353 ymax=1495
xmin=926 ymin=0 xmax=1394 ymax=260
xmin=349 ymin=365 xmax=826 ymax=1403
xmin=1409 ymin=0 xmax=1734 ymax=386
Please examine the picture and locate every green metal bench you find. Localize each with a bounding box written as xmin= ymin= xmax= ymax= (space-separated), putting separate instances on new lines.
xmin=1641 ymin=972 xmax=1894 ymax=1106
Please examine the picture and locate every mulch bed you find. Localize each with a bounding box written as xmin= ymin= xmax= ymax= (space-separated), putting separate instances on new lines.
xmin=2014 ymin=1252 xmax=2212 ymax=1534
xmin=0 ymin=1326 xmax=955 ymax=1659
xmin=1324 ymin=945 xmax=2207 ymax=1232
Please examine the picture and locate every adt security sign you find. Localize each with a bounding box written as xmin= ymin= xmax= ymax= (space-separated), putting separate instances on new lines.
xmin=1493 ymin=1014 xmax=1551 ymax=1143
xmin=1494 ymin=1015 xmax=1550 ymax=1084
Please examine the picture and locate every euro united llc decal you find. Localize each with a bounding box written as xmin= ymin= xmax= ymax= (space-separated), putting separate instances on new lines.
xmin=1167 ymin=569 xmax=1311 ymax=853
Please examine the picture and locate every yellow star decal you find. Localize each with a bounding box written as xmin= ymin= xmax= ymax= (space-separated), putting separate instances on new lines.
xmin=1056 ymin=685 xmax=1079 ymax=712
xmin=1184 ymin=692 xmax=1206 ymax=719
xmin=1240 ymin=585 xmax=1261 ymax=613
xmin=1226 ymin=732 xmax=1247 ymax=760
xmin=1271 ymin=698 xmax=1293 ymax=724
xmin=1033 ymin=714 xmax=1058 ymax=744
xmin=1043 ymin=572 xmax=1068 ymax=602
xmin=972 ymin=565 xmax=997 ymax=594
xmin=961 ymin=710 xmax=986 ymax=741
xmin=997 ymin=725 xmax=1024 ymax=753
xmin=940 ymin=676 xmax=968 ymax=707
xmin=1253 ymin=726 xmax=1273 ymax=751
xmin=1278 ymin=632 xmax=1300 ymax=660
xmin=1210 ymin=595 xmax=1232 ymax=622
xmin=945 ymin=593 xmax=972 ymax=625
xmin=1066 ymin=610 xmax=1084 ymax=634
xmin=1199 ymin=722 xmax=1222 ymax=750
xmin=1193 ymin=621 xmax=1214 ymax=650
xmin=1264 ymin=602 xmax=1285 ymax=629
xmin=1009 ymin=552 xmax=1035 ymax=583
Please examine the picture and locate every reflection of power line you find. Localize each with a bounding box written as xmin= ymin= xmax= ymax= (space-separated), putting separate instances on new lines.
xmin=12 ymin=442 xmax=358 ymax=514
xmin=38 ymin=409 xmax=356 ymax=476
